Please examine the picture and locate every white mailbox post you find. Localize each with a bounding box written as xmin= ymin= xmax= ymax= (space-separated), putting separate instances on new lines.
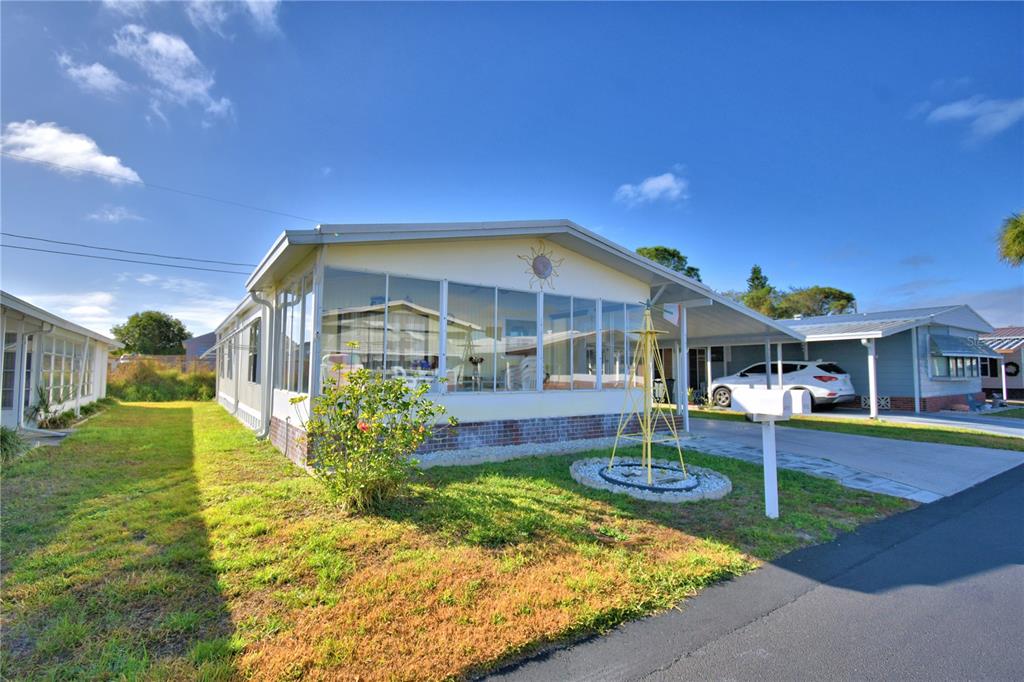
xmin=728 ymin=387 xmax=812 ymax=519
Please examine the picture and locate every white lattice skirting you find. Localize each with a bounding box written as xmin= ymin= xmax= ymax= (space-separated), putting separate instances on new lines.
xmin=218 ymin=394 xmax=262 ymax=431
xmin=861 ymin=395 xmax=891 ymax=410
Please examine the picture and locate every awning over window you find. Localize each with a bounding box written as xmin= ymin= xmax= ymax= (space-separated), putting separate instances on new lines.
xmin=929 ymin=334 xmax=1001 ymax=359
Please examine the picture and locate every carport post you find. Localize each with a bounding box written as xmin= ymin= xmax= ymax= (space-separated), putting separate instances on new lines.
xmin=677 ymin=304 xmax=689 ymax=433
xmin=863 ymin=338 xmax=878 ymax=419
xmin=705 ymin=346 xmax=712 ymax=400
xmin=1001 ymin=359 xmax=1008 ymax=402
xmin=763 ymin=342 xmax=772 ymax=388
xmin=776 ymin=343 xmax=783 ymax=388
xmin=911 ymin=327 xmax=922 ymax=413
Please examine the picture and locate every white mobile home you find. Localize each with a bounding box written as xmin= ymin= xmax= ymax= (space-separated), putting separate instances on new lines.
xmin=981 ymin=327 xmax=1024 ymax=401
xmin=213 ymin=220 xmax=801 ymax=464
xmin=1 ymin=291 xmax=117 ymax=428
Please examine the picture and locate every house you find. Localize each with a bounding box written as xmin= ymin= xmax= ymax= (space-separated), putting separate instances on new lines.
xmin=183 ymin=331 xmax=217 ymax=368
xmin=211 ymin=220 xmax=801 ymax=465
xmin=980 ymin=327 xmax=1024 ymax=400
xmin=1 ymin=290 xmax=117 ymax=428
xmin=770 ymin=306 xmax=999 ymax=413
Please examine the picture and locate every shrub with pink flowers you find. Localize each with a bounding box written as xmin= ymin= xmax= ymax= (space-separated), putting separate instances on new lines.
xmin=304 ymin=368 xmax=455 ymax=512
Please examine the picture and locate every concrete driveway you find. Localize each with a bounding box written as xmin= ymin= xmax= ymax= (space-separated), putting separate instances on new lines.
xmin=690 ymin=418 xmax=1024 ymax=499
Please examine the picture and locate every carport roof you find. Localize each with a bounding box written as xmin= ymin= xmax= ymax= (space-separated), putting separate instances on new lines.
xmin=780 ymin=305 xmax=994 ymax=342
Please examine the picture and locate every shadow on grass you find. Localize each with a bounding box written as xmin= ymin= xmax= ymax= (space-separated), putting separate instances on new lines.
xmin=0 ymin=404 xmax=234 ymax=679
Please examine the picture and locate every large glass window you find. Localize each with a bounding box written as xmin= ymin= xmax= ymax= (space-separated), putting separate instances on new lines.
xmin=626 ymin=303 xmax=647 ymax=388
xmin=497 ymin=289 xmax=538 ymax=391
xmin=543 ymin=294 xmax=572 ymax=390
xmin=601 ymin=302 xmax=626 ymax=388
xmin=573 ymin=298 xmax=597 ymax=389
xmin=1 ymin=333 xmax=15 ymax=409
xmin=24 ymin=336 xmax=35 ymax=405
xmin=386 ymin=275 xmax=441 ymax=387
xmin=446 ymin=282 xmax=496 ymax=392
xmin=320 ymin=268 xmax=387 ymax=384
xmin=248 ymin=320 xmax=261 ymax=384
xmin=302 ymin=278 xmax=314 ymax=393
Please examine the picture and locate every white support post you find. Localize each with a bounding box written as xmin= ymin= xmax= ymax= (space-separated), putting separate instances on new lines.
xmin=310 ymin=247 xmax=325 ymax=398
xmin=802 ymin=342 xmax=809 ymax=361
xmin=13 ymin=321 xmax=25 ymax=427
xmin=679 ymin=305 xmax=689 ymax=431
xmin=761 ymin=420 xmax=779 ymax=519
xmin=705 ymin=346 xmax=712 ymax=400
xmin=1001 ymin=359 xmax=1009 ymax=403
xmin=536 ymin=291 xmax=544 ymax=392
xmin=439 ymin=279 xmax=449 ymax=394
xmin=595 ymin=300 xmax=603 ymax=391
xmin=764 ymin=342 xmax=772 ymax=388
xmin=865 ymin=338 xmax=878 ymax=419
xmin=911 ymin=327 xmax=921 ymax=413
xmin=776 ymin=342 xmax=783 ymax=389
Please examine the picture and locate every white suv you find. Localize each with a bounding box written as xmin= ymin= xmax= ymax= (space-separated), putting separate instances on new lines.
xmin=709 ymin=361 xmax=856 ymax=411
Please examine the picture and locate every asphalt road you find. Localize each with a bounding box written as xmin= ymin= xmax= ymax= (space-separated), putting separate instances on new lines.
xmin=488 ymin=464 xmax=1024 ymax=682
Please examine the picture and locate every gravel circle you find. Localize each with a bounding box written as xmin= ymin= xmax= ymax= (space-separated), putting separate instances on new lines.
xmin=570 ymin=456 xmax=732 ymax=503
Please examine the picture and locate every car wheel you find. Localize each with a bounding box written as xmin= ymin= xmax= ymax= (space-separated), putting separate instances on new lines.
xmin=712 ymin=387 xmax=731 ymax=408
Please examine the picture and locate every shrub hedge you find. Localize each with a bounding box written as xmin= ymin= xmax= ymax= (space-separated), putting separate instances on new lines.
xmin=107 ymin=360 xmax=215 ymax=402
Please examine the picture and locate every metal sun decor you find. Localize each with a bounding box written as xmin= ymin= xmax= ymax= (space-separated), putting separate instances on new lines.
xmin=518 ymin=241 xmax=564 ymax=290
xmin=608 ymin=300 xmax=689 ymax=485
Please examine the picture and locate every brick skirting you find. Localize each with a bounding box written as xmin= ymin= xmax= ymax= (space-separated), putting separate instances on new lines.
xmin=267 ymin=412 xmax=689 ymax=463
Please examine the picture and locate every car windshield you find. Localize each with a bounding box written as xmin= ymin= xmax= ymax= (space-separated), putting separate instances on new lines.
xmin=817 ymin=363 xmax=847 ymax=374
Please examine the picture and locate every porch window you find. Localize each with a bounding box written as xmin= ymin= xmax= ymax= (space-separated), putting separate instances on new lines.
xmin=601 ymin=302 xmax=626 ymax=388
xmin=320 ymin=267 xmax=387 ymax=382
xmin=497 ymin=289 xmax=538 ymax=391
xmin=626 ymin=303 xmax=646 ymax=387
xmin=1 ymin=333 xmax=15 ymax=409
xmin=446 ymin=282 xmax=496 ymax=392
xmin=542 ymin=294 xmax=572 ymax=390
xmin=248 ymin=320 xmax=261 ymax=384
xmin=572 ymin=298 xmax=597 ymax=389
xmin=385 ymin=275 xmax=441 ymax=386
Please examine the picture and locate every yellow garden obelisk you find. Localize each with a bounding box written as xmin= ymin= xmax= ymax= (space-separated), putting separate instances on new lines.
xmin=608 ymin=302 xmax=688 ymax=484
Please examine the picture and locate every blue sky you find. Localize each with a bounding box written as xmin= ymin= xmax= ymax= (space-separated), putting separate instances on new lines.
xmin=2 ymin=1 xmax=1022 ymax=335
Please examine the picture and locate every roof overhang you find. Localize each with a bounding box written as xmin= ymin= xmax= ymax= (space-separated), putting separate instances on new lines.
xmin=1 ymin=290 xmax=119 ymax=346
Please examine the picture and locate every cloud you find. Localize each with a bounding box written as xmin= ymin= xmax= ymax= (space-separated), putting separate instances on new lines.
xmin=926 ymin=96 xmax=1024 ymax=140
xmin=87 ymin=205 xmax=143 ymax=223
xmin=614 ymin=172 xmax=688 ymax=206
xmin=185 ymin=1 xmax=281 ymax=35
xmin=57 ymin=53 xmax=127 ymax=95
xmin=898 ymin=254 xmax=934 ymax=267
xmin=1 ymin=120 xmax=141 ymax=183
xmin=244 ymin=0 xmax=281 ymax=33
xmin=21 ymin=291 xmax=119 ymax=335
xmin=133 ymin=274 xmax=239 ymax=330
xmin=101 ymin=0 xmax=147 ymax=16
xmin=112 ymin=24 xmax=232 ymax=120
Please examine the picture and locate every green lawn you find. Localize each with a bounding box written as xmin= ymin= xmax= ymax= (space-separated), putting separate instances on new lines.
xmin=1 ymin=402 xmax=912 ymax=680
xmin=688 ymin=408 xmax=1024 ymax=452
xmin=991 ymin=408 xmax=1024 ymax=420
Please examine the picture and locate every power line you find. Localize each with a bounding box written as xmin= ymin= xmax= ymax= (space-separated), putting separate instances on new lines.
xmin=0 ymin=151 xmax=322 ymax=224
xmin=1 ymin=232 xmax=258 ymax=267
xmin=2 ymin=244 xmax=251 ymax=275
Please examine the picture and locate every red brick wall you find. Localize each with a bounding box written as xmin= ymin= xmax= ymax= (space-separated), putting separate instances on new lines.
xmin=921 ymin=392 xmax=985 ymax=412
xmin=266 ymin=412 xmax=690 ymax=463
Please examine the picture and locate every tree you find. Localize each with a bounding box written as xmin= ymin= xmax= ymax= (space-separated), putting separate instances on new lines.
xmin=112 ymin=311 xmax=191 ymax=355
xmin=636 ymin=246 xmax=701 ymax=281
xmin=775 ymin=286 xmax=856 ymax=318
xmin=746 ymin=264 xmax=769 ymax=291
xmin=998 ymin=212 xmax=1024 ymax=266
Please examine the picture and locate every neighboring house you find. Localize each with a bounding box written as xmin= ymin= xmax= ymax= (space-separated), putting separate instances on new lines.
xmin=184 ymin=331 xmax=217 ymax=367
xmin=770 ymin=306 xmax=1000 ymax=413
xmin=980 ymin=327 xmax=1024 ymax=400
xmin=1 ymin=290 xmax=118 ymax=428
xmin=211 ymin=220 xmax=801 ymax=465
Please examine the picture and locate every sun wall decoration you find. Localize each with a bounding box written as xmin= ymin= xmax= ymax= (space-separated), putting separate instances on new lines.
xmin=517 ymin=241 xmax=565 ymax=290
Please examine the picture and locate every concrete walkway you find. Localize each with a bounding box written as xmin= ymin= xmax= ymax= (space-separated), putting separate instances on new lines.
xmin=689 ymin=419 xmax=1024 ymax=502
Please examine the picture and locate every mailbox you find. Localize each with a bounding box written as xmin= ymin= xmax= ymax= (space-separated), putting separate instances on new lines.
xmin=729 ymin=387 xmax=812 ymax=422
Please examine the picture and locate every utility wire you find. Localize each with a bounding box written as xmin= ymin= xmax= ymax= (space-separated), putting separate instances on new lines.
xmin=2 ymin=244 xmax=251 ymax=275
xmin=1 ymin=232 xmax=258 ymax=267
xmin=0 ymin=151 xmax=322 ymax=224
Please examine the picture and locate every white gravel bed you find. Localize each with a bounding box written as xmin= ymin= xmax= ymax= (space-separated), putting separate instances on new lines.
xmin=570 ymin=456 xmax=732 ymax=503
xmin=417 ymin=436 xmax=620 ymax=468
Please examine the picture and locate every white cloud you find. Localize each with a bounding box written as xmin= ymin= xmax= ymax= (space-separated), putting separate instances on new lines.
xmin=21 ymin=291 xmax=119 ymax=335
xmin=614 ymin=172 xmax=688 ymax=206
xmin=186 ymin=1 xmax=232 ymax=36
xmin=1 ymin=120 xmax=141 ymax=183
xmin=132 ymin=274 xmax=238 ymax=330
xmin=926 ymin=96 xmax=1024 ymax=140
xmin=321 ymin=166 xmax=332 ymax=177
xmin=244 ymin=0 xmax=281 ymax=33
xmin=87 ymin=205 xmax=143 ymax=223
xmin=112 ymin=24 xmax=232 ymax=120
xmin=57 ymin=53 xmax=127 ymax=95
xmin=101 ymin=0 xmax=147 ymax=16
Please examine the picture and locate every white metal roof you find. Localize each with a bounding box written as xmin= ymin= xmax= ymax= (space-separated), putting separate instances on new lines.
xmin=1 ymin=290 xmax=119 ymax=346
xmin=981 ymin=327 xmax=1024 ymax=353
xmin=229 ymin=219 xmax=802 ymax=346
xmin=781 ymin=305 xmax=994 ymax=341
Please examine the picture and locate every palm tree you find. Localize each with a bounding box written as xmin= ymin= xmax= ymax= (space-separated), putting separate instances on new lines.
xmin=998 ymin=212 xmax=1024 ymax=267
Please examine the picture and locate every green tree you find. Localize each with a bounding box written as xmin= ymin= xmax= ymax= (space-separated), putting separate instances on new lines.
xmin=111 ymin=311 xmax=191 ymax=355
xmin=636 ymin=246 xmax=701 ymax=281
xmin=776 ymin=286 xmax=856 ymax=318
xmin=998 ymin=211 xmax=1024 ymax=266
xmin=746 ymin=264 xmax=770 ymax=291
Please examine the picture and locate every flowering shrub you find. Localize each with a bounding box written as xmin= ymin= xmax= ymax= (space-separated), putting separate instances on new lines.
xmin=304 ymin=368 xmax=456 ymax=512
